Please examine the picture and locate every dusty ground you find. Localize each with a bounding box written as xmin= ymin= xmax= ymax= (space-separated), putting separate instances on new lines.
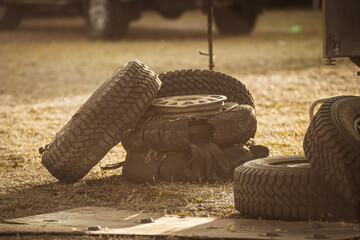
xmin=0 ymin=8 xmax=359 ymax=239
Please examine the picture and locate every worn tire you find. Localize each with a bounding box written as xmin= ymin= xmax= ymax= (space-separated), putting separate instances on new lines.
xmin=157 ymin=69 xmax=255 ymax=109
xmin=41 ymin=60 xmax=161 ymax=183
xmin=234 ymin=156 xmax=357 ymax=221
xmin=123 ymin=143 xmax=255 ymax=183
xmin=0 ymin=4 xmax=23 ymax=30
xmin=85 ymin=0 xmax=129 ymax=39
xmin=303 ymin=96 xmax=360 ymax=209
xmin=122 ymin=104 xmax=256 ymax=152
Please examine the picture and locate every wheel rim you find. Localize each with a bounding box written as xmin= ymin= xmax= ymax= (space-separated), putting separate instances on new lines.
xmin=151 ymin=94 xmax=227 ymax=114
xmin=88 ymin=0 xmax=108 ymax=32
xmin=269 ymin=160 xmax=309 ymax=168
xmin=354 ymin=116 xmax=360 ymax=137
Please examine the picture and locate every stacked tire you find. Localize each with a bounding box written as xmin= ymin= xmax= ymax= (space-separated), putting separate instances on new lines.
xmin=233 ymin=96 xmax=360 ymax=221
xmin=40 ymin=64 xmax=266 ymax=184
xmin=304 ymin=96 xmax=360 ymax=219
xmin=122 ymin=69 xmax=268 ymax=183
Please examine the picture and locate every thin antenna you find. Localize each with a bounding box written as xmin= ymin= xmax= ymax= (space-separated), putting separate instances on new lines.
xmin=207 ymin=0 xmax=214 ymax=70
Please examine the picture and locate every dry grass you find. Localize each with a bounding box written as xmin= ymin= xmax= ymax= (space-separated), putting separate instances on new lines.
xmin=0 ymin=9 xmax=359 ymax=232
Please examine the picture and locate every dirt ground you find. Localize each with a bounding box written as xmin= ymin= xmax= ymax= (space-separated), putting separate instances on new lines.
xmin=0 ymin=8 xmax=359 ymax=239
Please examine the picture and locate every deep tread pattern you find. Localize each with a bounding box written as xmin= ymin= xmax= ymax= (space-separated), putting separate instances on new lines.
xmin=303 ymin=96 xmax=360 ymax=209
xmin=41 ymin=60 xmax=161 ymax=183
xmin=234 ymin=156 xmax=358 ymax=221
xmin=157 ymin=69 xmax=255 ymax=109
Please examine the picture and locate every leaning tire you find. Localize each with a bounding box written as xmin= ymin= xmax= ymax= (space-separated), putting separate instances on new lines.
xmin=41 ymin=60 xmax=161 ymax=183
xmin=303 ymin=96 xmax=360 ymax=208
xmin=122 ymin=104 xmax=256 ymax=152
xmin=213 ymin=6 xmax=257 ymax=35
xmin=157 ymin=69 xmax=255 ymax=109
xmin=0 ymin=4 xmax=23 ymax=30
xmin=85 ymin=0 xmax=128 ymax=39
xmin=234 ymin=156 xmax=357 ymax=221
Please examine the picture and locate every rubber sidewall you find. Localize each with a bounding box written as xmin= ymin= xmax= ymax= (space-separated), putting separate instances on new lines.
xmin=304 ymin=96 xmax=360 ymax=207
xmin=122 ymin=104 xmax=256 ymax=152
xmin=157 ymin=69 xmax=255 ymax=109
xmin=233 ymin=156 xmax=357 ymax=221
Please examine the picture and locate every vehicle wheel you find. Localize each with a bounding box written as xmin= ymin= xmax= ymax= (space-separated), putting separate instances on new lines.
xmin=40 ymin=60 xmax=161 ymax=183
xmin=0 ymin=4 xmax=23 ymax=30
xmin=85 ymin=0 xmax=128 ymax=39
xmin=350 ymin=57 xmax=360 ymax=68
xmin=122 ymin=98 xmax=256 ymax=152
xmin=157 ymin=69 xmax=255 ymax=109
xmin=123 ymin=143 xmax=255 ymax=183
xmin=234 ymin=156 xmax=357 ymax=221
xmin=213 ymin=6 xmax=257 ymax=35
xmin=303 ymin=96 xmax=360 ymax=208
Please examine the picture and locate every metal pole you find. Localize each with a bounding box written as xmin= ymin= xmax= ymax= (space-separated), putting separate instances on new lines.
xmin=207 ymin=0 xmax=214 ymax=70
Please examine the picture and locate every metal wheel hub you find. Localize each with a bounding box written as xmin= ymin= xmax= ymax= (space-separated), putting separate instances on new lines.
xmin=88 ymin=0 xmax=108 ymax=31
xmin=151 ymin=94 xmax=227 ymax=115
xmin=354 ymin=116 xmax=360 ymax=137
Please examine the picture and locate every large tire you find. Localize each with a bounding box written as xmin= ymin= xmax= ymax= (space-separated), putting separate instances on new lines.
xmin=213 ymin=6 xmax=257 ymax=35
xmin=85 ymin=0 xmax=129 ymax=39
xmin=157 ymin=69 xmax=255 ymax=109
xmin=234 ymin=156 xmax=357 ymax=221
xmin=0 ymin=4 xmax=23 ymax=30
xmin=122 ymin=104 xmax=257 ymax=152
xmin=40 ymin=60 xmax=161 ymax=183
xmin=303 ymin=96 xmax=360 ymax=209
xmin=123 ymin=143 xmax=256 ymax=183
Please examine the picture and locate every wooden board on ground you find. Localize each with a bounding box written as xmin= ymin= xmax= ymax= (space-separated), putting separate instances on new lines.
xmin=1 ymin=207 xmax=359 ymax=239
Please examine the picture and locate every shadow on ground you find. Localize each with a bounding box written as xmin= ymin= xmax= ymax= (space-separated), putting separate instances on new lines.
xmin=0 ymin=175 xmax=191 ymax=221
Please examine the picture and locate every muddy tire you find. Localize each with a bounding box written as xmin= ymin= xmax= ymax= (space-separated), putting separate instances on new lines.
xmin=0 ymin=5 xmax=23 ymax=30
xmin=41 ymin=60 xmax=161 ymax=183
xmin=124 ymin=143 xmax=255 ymax=183
xmin=122 ymin=104 xmax=257 ymax=152
xmin=213 ymin=6 xmax=257 ymax=35
xmin=303 ymin=96 xmax=360 ymax=209
xmin=234 ymin=156 xmax=357 ymax=221
xmin=157 ymin=69 xmax=255 ymax=109
xmin=85 ymin=0 xmax=128 ymax=39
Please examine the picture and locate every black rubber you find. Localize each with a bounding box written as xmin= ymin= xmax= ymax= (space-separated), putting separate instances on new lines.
xmin=350 ymin=57 xmax=360 ymax=68
xmin=213 ymin=6 xmax=257 ymax=35
xmin=123 ymin=143 xmax=256 ymax=183
xmin=303 ymin=96 xmax=360 ymax=209
xmin=0 ymin=5 xmax=23 ymax=30
xmin=157 ymin=69 xmax=255 ymax=109
xmin=234 ymin=156 xmax=358 ymax=221
xmin=122 ymin=104 xmax=257 ymax=152
xmin=41 ymin=60 xmax=161 ymax=183
xmin=85 ymin=0 xmax=129 ymax=39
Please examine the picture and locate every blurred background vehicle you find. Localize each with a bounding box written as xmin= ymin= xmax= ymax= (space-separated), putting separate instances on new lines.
xmin=0 ymin=0 xmax=268 ymax=39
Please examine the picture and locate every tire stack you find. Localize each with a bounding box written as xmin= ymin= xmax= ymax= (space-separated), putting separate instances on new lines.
xmin=233 ymin=96 xmax=360 ymax=221
xmin=40 ymin=62 xmax=268 ymax=184
xmin=122 ymin=69 xmax=269 ymax=183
